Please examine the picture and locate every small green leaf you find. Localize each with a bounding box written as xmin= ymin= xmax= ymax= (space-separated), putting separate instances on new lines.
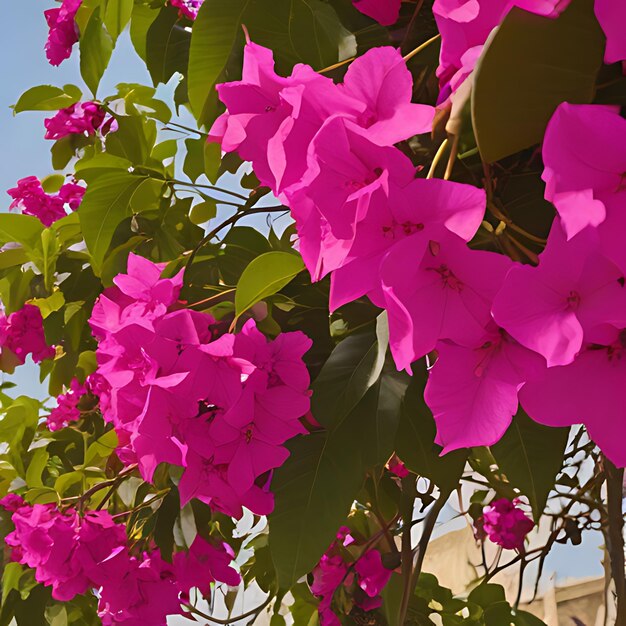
xmin=311 ymin=315 xmax=388 ymax=429
xmin=189 ymin=199 xmax=217 ymax=225
xmin=2 ymin=563 xmax=23 ymax=601
xmin=85 ymin=429 xmax=119 ymax=466
xmin=44 ymin=605 xmax=68 ymax=626
xmin=204 ymin=141 xmax=221 ymax=183
xmin=40 ymin=174 xmax=66 ymax=194
xmin=79 ymin=8 xmax=114 ymax=96
xmin=235 ymin=251 xmax=304 ymax=317
xmin=472 ymin=0 xmax=604 ymax=162
xmin=0 ymin=214 xmax=44 ymax=251
xmin=13 ymin=84 xmax=82 ymax=113
xmin=491 ymin=408 xmax=568 ymax=521
xmin=24 ymin=488 xmax=59 ymax=505
xmin=104 ymin=0 xmax=133 ymax=41
xmin=183 ymin=137 xmax=206 ymax=182
xmin=30 ymin=291 xmax=65 ymax=319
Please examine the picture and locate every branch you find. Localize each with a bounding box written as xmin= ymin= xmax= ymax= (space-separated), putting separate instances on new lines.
xmin=183 ymin=595 xmax=272 ymax=625
xmin=603 ymin=456 xmax=626 ymax=625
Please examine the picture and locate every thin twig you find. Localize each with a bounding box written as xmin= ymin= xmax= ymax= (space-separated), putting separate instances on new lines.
xmin=183 ymin=595 xmax=272 ymax=624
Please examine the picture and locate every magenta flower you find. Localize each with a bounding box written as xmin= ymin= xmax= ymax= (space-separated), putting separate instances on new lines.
xmin=44 ymin=102 xmax=115 ymax=140
xmin=425 ymin=327 xmax=544 ymax=452
xmin=481 ymin=498 xmax=534 ymax=551
xmin=351 ymin=0 xmax=401 ymax=25
xmin=0 ymin=304 xmax=55 ymax=366
xmin=354 ymin=550 xmax=393 ymax=599
xmin=327 ymin=177 xmax=486 ymax=311
xmin=542 ymin=103 xmax=626 ymax=271
xmin=170 ymin=0 xmax=203 ymax=20
xmin=594 ymin=0 xmax=626 ymax=64
xmin=492 ymin=222 xmax=626 ymax=367
xmin=47 ymin=378 xmax=88 ymax=431
xmin=341 ymin=46 xmax=434 ymax=145
xmin=380 ymin=226 xmax=512 ymax=372
xmin=7 ymin=177 xmax=84 ymax=226
xmin=44 ymin=0 xmax=81 ymax=66
xmin=520 ymin=325 xmax=626 ymax=467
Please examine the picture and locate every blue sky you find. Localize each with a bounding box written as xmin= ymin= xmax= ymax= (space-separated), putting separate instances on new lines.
xmin=1 ymin=0 xmax=605 ymax=594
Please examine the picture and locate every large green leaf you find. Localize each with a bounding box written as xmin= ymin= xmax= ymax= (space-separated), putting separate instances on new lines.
xmin=104 ymin=0 xmax=133 ymax=42
xmin=105 ymin=115 xmax=158 ymax=166
xmin=129 ymin=3 xmax=160 ymax=61
xmin=77 ymin=169 xmax=152 ymax=273
xmin=79 ymin=8 xmax=114 ymax=96
xmin=0 ymin=214 xmax=44 ymax=251
xmin=269 ymin=361 xmax=409 ymax=588
xmin=146 ymin=6 xmax=191 ymax=86
xmin=234 ymin=251 xmax=304 ymax=317
xmin=12 ymin=84 xmax=82 ymax=113
xmin=188 ymin=0 xmax=353 ymax=125
xmin=491 ymin=408 xmax=569 ymax=521
xmin=187 ymin=0 xmax=251 ymax=125
xmin=395 ymin=362 xmax=467 ymax=493
xmin=472 ymin=0 xmax=604 ymax=162
xmin=311 ymin=314 xmax=388 ymax=429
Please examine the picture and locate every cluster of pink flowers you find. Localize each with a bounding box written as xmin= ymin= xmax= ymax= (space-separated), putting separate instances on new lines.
xmin=47 ymin=378 xmax=90 ymax=431
xmin=312 ymin=527 xmax=393 ymax=626
xmin=170 ymin=0 xmax=203 ymax=20
xmin=7 ymin=176 xmax=85 ymax=226
xmin=89 ymin=254 xmax=312 ymax=518
xmin=1 ymin=496 xmax=239 ymax=624
xmin=44 ymin=102 xmax=116 ymax=141
xmin=0 ymin=304 xmax=54 ymax=367
xmin=478 ymin=498 xmax=534 ymax=551
xmin=44 ymin=0 xmax=81 ymax=66
xmin=210 ymin=23 xmax=626 ymax=467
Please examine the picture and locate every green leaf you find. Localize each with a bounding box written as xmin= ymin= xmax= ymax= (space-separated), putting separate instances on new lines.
xmin=467 ymin=583 xmax=507 ymax=607
xmin=311 ymin=314 xmax=388 ymax=429
xmin=395 ymin=362 xmax=467 ymax=493
xmin=45 ymin=605 xmax=68 ymax=626
xmin=146 ymin=6 xmax=191 ymax=86
xmin=85 ymin=429 xmax=119 ymax=466
xmin=491 ymin=408 xmax=568 ymax=521
xmin=189 ymin=199 xmax=217 ymax=225
xmin=30 ymin=291 xmax=65 ymax=319
xmin=472 ymin=0 xmax=604 ymax=162
xmin=40 ymin=175 xmax=66 ymax=194
xmin=183 ymin=137 xmax=206 ymax=182
xmin=104 ymin=0 xmax=133 ymax=41
xmin=12 ymin=84 xmax=82 ymax=113
xmin=77 ymin=170 xmax=151 ymax=272
xmin=129 ymin=3 xmax=160 ymax=61
xmin=269 ymin=361 xmax=409 ymax=588
xmin=154 ymin=489 xmax=180 ymax=562
xmin=188 ymin=0 xmax=250 ymax=125
xmin=204 ymin=141 xmax=221 ymax=183
xmin=235 ymin=251 xmax=304 ymax=317
xmin=2 ymin=563 xmax=23 ymax=602
xmin=0 ymin=214 xmax=44 ymax=251
xmin=79 ymin=8 xmax=114 ymax=96
xmin=105 ymin=115 xmax=158 ymax=165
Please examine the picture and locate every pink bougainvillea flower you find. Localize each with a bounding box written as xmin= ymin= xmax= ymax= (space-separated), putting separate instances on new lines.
xmin=354 ymin=550 xmax=393 ymax=598
xmin=380 ymin=226 xmax=512 ymax=372
xmin=7 ymin=177 xmax=84 ymax=226
xmin=542 ymin=103 xmax=626 ymax=248
xmin=170 ymin=0 xmax=203 ymax=20
xmin=209 ymin=42 xmax=361 ymax=195
xmin=44 ymin=0 xmax=81 ymax=66
xmin=341 ymin=46 xmax=435 ymax=145
xmin=44 ymin=102 xmax=114 ymax=140
xmin=387 ymin=455 xmax=410 ymax=477
xmin=172 ymin=536 xmax=240 ymax=595
xmin=47 ymin=378 xmax=88 ymax=431
xmin=328 ymin=177 xmax=486 ymax=310
xmin=290 ymin=116 xmax=416 ymax=245
xmin=425 ymin=326 xmax=544 ymax=452
xmin=594 ymin=0 xmax=626 ymax=64
xmin=351 ymin=0 xmax=401 ymax=25
xmin=492 ymin=223 xmax=626 ymax=368
xmin=520 ymin=326 xmax=626 ymax=467
xmin=481 ymin=498 xmax=534 ymax=550
xmin=0 ymin=304 xmax=55 ymax=365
